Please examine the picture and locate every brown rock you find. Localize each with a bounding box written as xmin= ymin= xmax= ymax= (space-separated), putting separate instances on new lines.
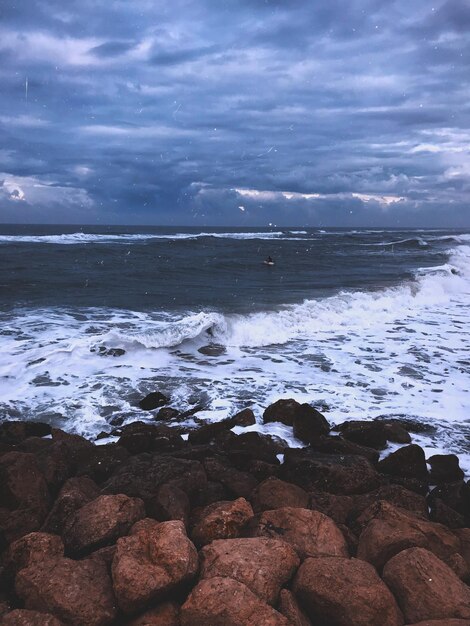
xmin=356 ymin=501 xmax=462 ymax=571
xmin=383 ymin=423 xmax=412 ymax=444
xmin=128 ymin=602 xmax=180 ymax=625
xmin=1 ymin=610 xmax=64 ymax=625
xmin=180 ymin=577 xmax=289 ymax=626
xmin=15 ymin=556 xmax=116 ymax=626
xmin=250 ymin=477 xmax=309 ymax=513
xmin=191 ymin=498 xmax=254 ymax=547
xmin=42 ymin=476 xmax=100 ymax=535
xmin=310 ymin=435 xmax=380 ymax=464
xmin=378 ymin=445 xmax=429 ymax=481
xmin=406 ymin=621 xmax=470 ymax=626
xmin=335 ymin=420 xmax=388 ymax=449
xmin=204 ymin=457 xmax=257 ymax=498
xmin=278 ymin=589 xmax=312 ymax=626
xmin=382 ymin=547 xmax=470 ymax=623
xmin=250 ymin=507 xmax=349 ymax=560
xmin=148 ymin=483 xmax=189 ymax=524
xmin=130 ymin=518 xmax=160 ymax=535
xmin=112 ymin=520 xmax=198 ymax=614
xmin=0 ymin=421 xmax=51 ymax=445
xmin=63 ymin=494 xmax=145 ymax=555
xmin=5 ymin=532 xmax=64 ymax=577
xmin=454 ymin=529 xmax=470 ymax=572
xmin=292 ymin=404 xmax=330 ymax=444
xmin=429 ymin=497 xmax=465 ymax=529
xmin=293 ymin=556 xmax=403 ymax=626
xmin=199 ymin=537 xmax=299 ymax=605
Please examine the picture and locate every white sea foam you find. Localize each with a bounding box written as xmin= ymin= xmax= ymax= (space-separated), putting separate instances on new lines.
xmin=0 ymin=242 xmax=469 ymax=469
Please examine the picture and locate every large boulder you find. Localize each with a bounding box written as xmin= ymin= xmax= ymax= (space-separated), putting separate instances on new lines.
xmin=200 ymin=537 xmax=299 ymax=605
xmin=250 ymin=507 xmax=349 ymax=560
xmin=278 ymin=589 xmax=312 ymax=626
xmin=149 ymin=482 xmax=190 ymax=524
xmin=188 ymin=409 xmax=256 ymax=445
xmin=382 ymin=548 xmax=470 ymax=623
xmin=102 ymin=453 xmax=207 ymax=506
xmin=378 ymin=445 xmax=429 ymax=481
xmin=263 ymin=399 xmax=302 ymax=426
xmin=5 ymin=532 xmax=64 ymax=578
xmin=0 ymin=421 xmax=51 ymax=445
xmin=1 ymin=610 xmax=64 ymax=625
xmin=335 ymin=420 xmax=388 ymax=449
xmin=191 ymin=498 xmax=254 ymax=547
xmin=180 ymin=577 xmax=290 ymax=626
xmin=250 ymin=477 xmax=309 ymax=513
xmin=139 ymin=392 xmax=169 ymax=410
xmin=310 ymin=435 xmax=380 ymax=464
xmin=281 ymin=448 xmax=380 ymax=494
xmin=292 ymin=405 xmax=330 ymax=444
xmin=204 ymin=457 xmax=257 ymax=498
xmin=63 ymin=494 xmax=145 ymax=555
xmin=15 ymin=556 xmax=116 ymax=626
xmin=428 ymin=455 xmax=464 ymax=484
xmin=356 ymin=501 xmax=462 ymax=572
xmin=111 ymin=520 xmax=198 ymax=614
xmin=293 ymin=556 xmax=403 ymax=626
xmin=42 ymin=477 xmax=99 ymax=535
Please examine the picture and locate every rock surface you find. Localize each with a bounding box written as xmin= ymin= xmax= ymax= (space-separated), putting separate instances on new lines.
xmin=1 ymin=610 xmax=64 ymax=625
xmin=250 ymin=477 xmax=309 ymax=512
xmin=191 ymin=497 xmax=253 ymax=547
xmin=382 ymin=547 xmax=470 ymax=623
xmin=199 ymin=537 xmax=299 ymax=605
xmin=111 ymin=520 xmax=198 ymax=613
xmin=128 ymin=602 xmax=180 ymax=626
xmin=293 ymin=556 xmax=404 ymax=626
xmin=180 ymin=577 xmax=290 ymax=626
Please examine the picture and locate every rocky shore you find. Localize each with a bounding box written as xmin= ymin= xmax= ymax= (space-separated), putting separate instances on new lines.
xmin=1 ymin=397 xmax=470 ymax=625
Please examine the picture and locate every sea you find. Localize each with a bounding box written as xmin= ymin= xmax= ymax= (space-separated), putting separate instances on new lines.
xmin=0 ymin=225 xmax=469 ymax=469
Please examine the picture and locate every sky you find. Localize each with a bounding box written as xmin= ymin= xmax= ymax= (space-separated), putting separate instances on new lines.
xmin=0 ymin=0 xmax=469 ymax=226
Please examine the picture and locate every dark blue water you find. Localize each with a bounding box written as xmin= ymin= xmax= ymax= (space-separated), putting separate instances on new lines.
xmin=0 ymin=225 xmax=457 ymax=312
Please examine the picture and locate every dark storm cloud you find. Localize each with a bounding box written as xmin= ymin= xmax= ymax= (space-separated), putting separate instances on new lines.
xmin=0 ymin=0 xmax=468 ymax=225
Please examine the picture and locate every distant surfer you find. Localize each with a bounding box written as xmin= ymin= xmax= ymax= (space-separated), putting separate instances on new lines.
xmin=264 ymin=256 xmax=274 ymax=266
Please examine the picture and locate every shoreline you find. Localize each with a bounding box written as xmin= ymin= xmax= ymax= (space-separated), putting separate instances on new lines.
xmin=1 ymin=398 xmax=470 ymax=624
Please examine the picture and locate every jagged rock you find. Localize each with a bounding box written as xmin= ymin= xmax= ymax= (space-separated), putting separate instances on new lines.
xmin=63 ymin=494 xmax=145 ymax=555
xmin=281 ymin=448 xmax=380 ymax=494
xmin=199 ymin=537 xmax=299 ymax=605
xmin=428 ymin=455 xmax=465 ymax=484
xmin=191 ymin=498 xmax=254 ymax=547
xmin=5 ymin=532 xmax=64 ymax=578
xmin=128 ymin=602 xmax=180 ymax=625
xmin=42 ymin=477 xmax=100 ymax=535
xmin=138 ymin=392 xmax=169 ymax=411
xmin=180 ymin=577 xmax=289 ymax=625
xmin=278 ymin=589 xmax=312 ymax=626
xmin=293 ymin=556 xmax=403 ymax=626
xmin=250 ymin=477 xmax=309 ymax=513
xmin=15 ymin=556 xmax=116 ymax=626
xmin=382 ymin=548 xmax=470 ymax=623
xmin=250 ymin=507 xmax=349 ymax=560
xmin=378 ymin=445 xmax=429 ymax=481
xmin=111 ymin=520 xmax=198 ymax=614
xmin=1 ymin=610 xmax=64 ymax=625
xmin=356 ymin=501 xmax=462 ymax=572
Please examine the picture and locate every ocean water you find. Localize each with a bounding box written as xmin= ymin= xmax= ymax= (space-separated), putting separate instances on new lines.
xmin=0 ymin=225 xmax=469 ymax=468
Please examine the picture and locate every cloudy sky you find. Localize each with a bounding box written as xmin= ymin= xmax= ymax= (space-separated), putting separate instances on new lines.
xmin=0 ymin=0 xmax=469 ymax=226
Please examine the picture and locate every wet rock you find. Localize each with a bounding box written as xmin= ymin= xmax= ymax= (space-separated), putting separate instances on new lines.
xmin=310 ymin=435 xmax=380 ymax=464
xmin=16 ymin=556 xmax=116 ymax=626
xmin=74 ymin=444 xmax=129 ymax=484
xmin=1 ymin=610 xmax=64 ymax=625
xmin=378 ymin=445 xmax=429 ymax=481
xmin=191 ymin=498 xmax=254 ymax=547
xmin=204 ymin=457 xmax=257 ymax=499
xmin=5 ymin=532 xmax=64 ymax=578
xmin=429 ymin=497 xmax=465 ymax=528
xmin=383 ymin=422 xmax=412 ymax=444
xmin=429 ymin=482 xmax=470 ymax=523
xmin=112 ymin=520 xmax=198 ymax=614
xmin=278 ymin=589 xmax=312 ymax=626
xmin=180 ymin=577 xmax=289 ymax=626
xmin=428 ymin=455 xmax=465 ymax=484
xmin=139 ymin=392 xmax=169 ymax=411
xmin=42 ymin=477 xmax=100 ymax=535
xmin=335 ymin=420 xmax=388 ymax=449
xmin=250 ymin=507 xmax=349 ymax=560
xmin=63 ymin=494 xmax=145 ymax=555
xmin=292 ymin=404 xmax=330 ymax=444
xmin=281 ymin=448 xmax=380 ymax=495
xmin=198 ymin=344 xmax=226 ymax=356
xmin=250 ymin=477 xmax=309 ymax=513
xmin=230 ymin=408 xmax=256 ymax=427
xmin=199 ymin=537 xmax=299 ymax=605
xmin=155 ymin=407 xmax=180 ymax=421
xmin=0 ymin=422 xmax=51 ymax=445
xmin=0 ymin=452 xmax=50 ymax=543
xmin=128 ymin=602 xmax=180 ymax=626
xmin=383 ymin=547 xmax=470 ymax=623
xmin=117 ymin=423 xmax=185 ymax=455
xmin=263 ymin=399 xmax=302 ymax=426
xmin=103 ymin=453 xmax=207 ymax=506
xmin=148 ymin=482 xmax=189 ymax=524
xmin=293 ymin=556 xmax=403 ymax=626
xmin=224 ymin=432 xmax=285 ymax=466
xmin=356 ymin=501 xmax=462 ymax=572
